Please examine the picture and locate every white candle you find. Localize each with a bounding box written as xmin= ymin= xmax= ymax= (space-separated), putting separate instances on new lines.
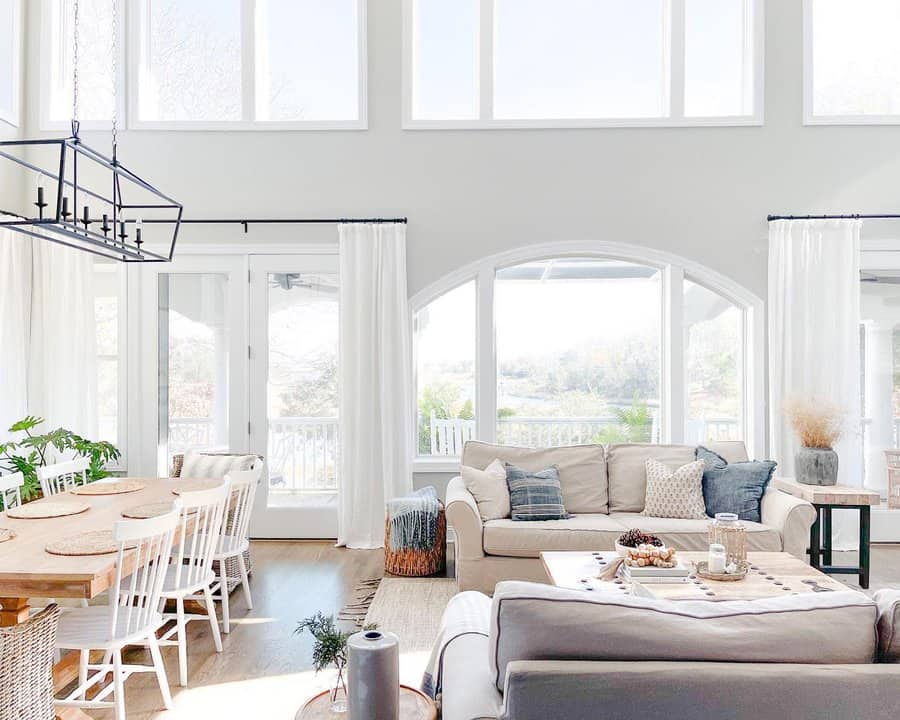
xmin=708 ymin=543 xmax=726 ymax=574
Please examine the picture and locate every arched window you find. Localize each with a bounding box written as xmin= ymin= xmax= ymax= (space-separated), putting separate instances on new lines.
xmin=411 ymin=243 xmax=763 ymax=466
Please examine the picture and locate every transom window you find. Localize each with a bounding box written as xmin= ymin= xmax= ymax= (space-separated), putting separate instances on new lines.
xmin=412 ymin=246 xmax=762 ymax=465
xmin=405 ymin=0 xmax=763 ymax=128
xmin=805 ymin=0 xmax=900 ymax=123
xmin=41 ymin=0 xmax=366 ymax=129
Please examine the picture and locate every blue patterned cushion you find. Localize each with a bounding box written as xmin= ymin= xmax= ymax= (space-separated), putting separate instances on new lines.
xmin=697 ymin=446 xmax=776 ymax=524
xmin=505 ymin=463 xmax=569 ymax=521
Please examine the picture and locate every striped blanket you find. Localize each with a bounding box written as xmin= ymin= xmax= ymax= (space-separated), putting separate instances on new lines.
xmin=386 ymin=486 xmax=441 ymax=551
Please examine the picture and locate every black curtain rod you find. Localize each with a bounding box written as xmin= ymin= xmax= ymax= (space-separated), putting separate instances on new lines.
xmin=768 ymin=214 xmax=900 ymax=221
xmin=118 ymin=217 xmax=407 ymax=232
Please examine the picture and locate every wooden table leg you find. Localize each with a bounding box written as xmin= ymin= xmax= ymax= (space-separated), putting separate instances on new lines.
xmin=0 ymin=597 xmax=30 ymax=626
xmin=55 ymin=706 xmax=94 ymax=720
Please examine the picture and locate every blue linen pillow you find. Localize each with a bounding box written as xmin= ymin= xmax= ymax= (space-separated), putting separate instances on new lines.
xmin=696 ymin=446 xmax=776 ymax=524
xmin=505 ymin=463 xmax=569 ymax=521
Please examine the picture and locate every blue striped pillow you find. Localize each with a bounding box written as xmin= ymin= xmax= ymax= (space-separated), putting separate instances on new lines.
xmin=505 ymin=463 xmax=569 ymax=521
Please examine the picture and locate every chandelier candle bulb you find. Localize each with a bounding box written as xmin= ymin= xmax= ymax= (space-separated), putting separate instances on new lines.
xmin=101 ymin=213 xmax=109 ymax=235
xmin=61 ymin=196 xmax=69 ymax=218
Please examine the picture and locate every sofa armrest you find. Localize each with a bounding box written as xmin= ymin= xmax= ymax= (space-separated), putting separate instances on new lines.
xmin=761 ymin=484 xmax=816 ymax=559
xmin=446 ymin=476 xmax=484 ymax=560
xmin=500 ymin=661 xmax=900 ymax=720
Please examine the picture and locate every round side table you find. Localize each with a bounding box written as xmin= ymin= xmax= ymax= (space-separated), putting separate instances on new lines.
xmin=296 ymin=685 xmax=437 ymax=720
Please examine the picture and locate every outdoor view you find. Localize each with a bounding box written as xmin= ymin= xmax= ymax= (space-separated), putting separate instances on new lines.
xmin=415 ymin=259 xmax=746 ymax=456
xmin=265 ymin=273 xmax=339 ymax=505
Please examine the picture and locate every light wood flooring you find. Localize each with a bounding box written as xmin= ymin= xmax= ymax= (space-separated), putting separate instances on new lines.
xmin=86 ymin=542 xmax=900 ymax=719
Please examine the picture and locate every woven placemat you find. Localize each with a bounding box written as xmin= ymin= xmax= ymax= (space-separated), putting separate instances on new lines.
xmin=46 ymin=530 xmax=120 ymax=556
xmin=171 ymin=480 xmax=221 ymax=495
xmin=0 ymin=527 xmax=15 ymax=543
xmin=71 ymin=480 xmax=145 ymax=496
xmin=121 ymin=501 xmax=174 ymax=519
xmin=6 ymin=500 xmax=90 ymax=519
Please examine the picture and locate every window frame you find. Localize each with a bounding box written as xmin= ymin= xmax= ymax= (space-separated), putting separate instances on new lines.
xmin=802 ymin=0 xmax=900 ymax=126
xmin=39 ymin=0 xmax=368 ymax=132
xmin=402 ymin=0 xmax=765 ymax=130
xmin=0 ymin=0 xmax=22 ymax=128
xmin=410 ymin=241 xmax=764 ymax=472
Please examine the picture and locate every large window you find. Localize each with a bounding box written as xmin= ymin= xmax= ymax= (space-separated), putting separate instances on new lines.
xmin=806 ymin=0 xmax=900 ymax=123
xmin=405 ymin=0 xmax=763 ymax=128
xmin=496 ymin=260 xmax=661 ymax=446
xmin=412 ymin=246 xmax=762 ymax=463
xmin=41 ymin=0 xmax=366 ymax=129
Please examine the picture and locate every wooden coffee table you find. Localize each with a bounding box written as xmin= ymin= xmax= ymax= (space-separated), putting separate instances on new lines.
xmin=540 ymin=551 xmax=852 ymax=601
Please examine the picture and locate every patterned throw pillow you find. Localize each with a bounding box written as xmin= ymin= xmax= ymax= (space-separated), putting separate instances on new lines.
xmin=697 ymin=446 xmax=776 ymax=524
xmin=642 ymin=458 xmax=707 ymax=519
xmin=505 ymin=463 xmax=569 ymax=521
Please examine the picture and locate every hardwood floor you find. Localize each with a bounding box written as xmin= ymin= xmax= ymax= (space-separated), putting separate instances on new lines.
xmin=85 ymin=542 xmax=900 ymax=719
xmin=90 ymin=541 xmax=384 ymax=720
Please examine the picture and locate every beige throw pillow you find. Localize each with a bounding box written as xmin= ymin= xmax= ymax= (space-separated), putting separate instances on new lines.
xmin=461 ymin=459 xmax=510 ymax=521
xmin=641 ymin=458 xmax=707 ymax=519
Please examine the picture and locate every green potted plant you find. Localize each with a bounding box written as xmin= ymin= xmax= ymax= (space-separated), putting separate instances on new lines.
xmin=295 ymin=612 xmax=376 ymax=713
xmin=0 ymin=416 xmax=121 ymax=501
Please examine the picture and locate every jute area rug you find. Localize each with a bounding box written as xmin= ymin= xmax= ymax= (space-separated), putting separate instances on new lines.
xmin=339 ymin=576 xmax=459 ymax=686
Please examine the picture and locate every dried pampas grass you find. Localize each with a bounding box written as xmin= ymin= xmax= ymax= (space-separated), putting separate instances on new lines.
xmin=784 ymin=397 xmax=844 ymax=449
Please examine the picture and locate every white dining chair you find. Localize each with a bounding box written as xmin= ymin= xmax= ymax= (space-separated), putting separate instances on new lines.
xmin=211 ymin=467 xmax=261 ymax=633
xmin=37 ymin=457 xmax=90 ymax=497
xmin=157 ymin=479 xmax=230 ymax=686
xmin=0 ymin=472 xmax=24 ymax=511
xmin=54 ymin=506 xmax=181 ymax=720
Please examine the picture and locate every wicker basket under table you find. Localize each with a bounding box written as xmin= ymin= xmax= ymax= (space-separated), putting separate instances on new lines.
xmin=384 ymin=504 xmax=446 ymax=577
xmin=885 ymin=450 xmax=900 ymax=509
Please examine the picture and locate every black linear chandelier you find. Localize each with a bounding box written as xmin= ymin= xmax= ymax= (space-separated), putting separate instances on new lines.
xmin=0 ymin=0 xmax=181 ymax=262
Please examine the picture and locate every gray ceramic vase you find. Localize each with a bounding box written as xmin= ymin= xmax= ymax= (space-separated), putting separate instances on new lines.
xmin=795 ymin=446 xmax=839 ymax=486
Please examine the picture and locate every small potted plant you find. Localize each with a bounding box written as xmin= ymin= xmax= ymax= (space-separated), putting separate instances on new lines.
xmin=785 ymin=398 xmax=844 ymax=486
xmin=295 ymin=612 xmax=376 ymax=713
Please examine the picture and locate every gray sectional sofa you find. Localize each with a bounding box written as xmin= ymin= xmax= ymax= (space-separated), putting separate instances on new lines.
xmin=446 ymin=440 xmax=817 ymax=594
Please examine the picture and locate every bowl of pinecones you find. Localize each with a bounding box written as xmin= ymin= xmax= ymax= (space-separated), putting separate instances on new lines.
xmin=616 ymin=528 xmax=664 ymax=557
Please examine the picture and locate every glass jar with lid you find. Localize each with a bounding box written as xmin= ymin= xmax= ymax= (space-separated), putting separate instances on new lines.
xmin=708 ymin=512 xmax=746 ymax=566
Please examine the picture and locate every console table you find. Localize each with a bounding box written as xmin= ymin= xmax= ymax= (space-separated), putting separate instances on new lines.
xmin=774 ymin=477 xmax=881 ymax=589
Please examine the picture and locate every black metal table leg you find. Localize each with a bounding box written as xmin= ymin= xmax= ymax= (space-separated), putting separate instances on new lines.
xmin=809 ymin=506 xmax=821 ymax=569
xmin=859 ymin=505 xmax=871 ymax=589
xmin=822 ymin=506 xmax=833 ymax=567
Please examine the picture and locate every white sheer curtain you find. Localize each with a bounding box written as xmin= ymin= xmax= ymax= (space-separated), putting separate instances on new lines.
xmin=337 ymin=223 xmax=413 ymax=549
xmin=768 ymin=219 xmax=862 ymax=549
xmin=0 ymin=229 xmax=31 ymax=433
xmin=28 ymin=242 xmax=98 ymax=438
xmin=0 ymin=231 xmax=97 ymax=439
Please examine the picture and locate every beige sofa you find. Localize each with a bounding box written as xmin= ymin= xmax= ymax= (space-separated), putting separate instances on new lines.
xmin=437 ymin=582 xmax=900 ymax=720
xmin=447 ymin=440 xmax=816 ymax=594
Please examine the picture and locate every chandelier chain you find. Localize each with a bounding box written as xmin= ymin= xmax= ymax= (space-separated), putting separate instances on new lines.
xmin=111 ymin=0 xmax=118 ymax=152
xmin=72 ymin=0 xmax=79 ymax=123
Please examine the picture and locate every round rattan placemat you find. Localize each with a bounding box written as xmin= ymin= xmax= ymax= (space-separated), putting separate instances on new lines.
xmin=0 ymin=527 xmax=15 ymax=543
xmin=121 ymin=501 xmax=174 ymax=519
xmin=6 ymin=500 xmax=91 ymax=519
xmin=71 ymin=480 xmax=146 ymax=496
xmin=171 ymin=480 xmax=221 ymax=495
xmin=46 ymin=530 xmax=120 ymax=556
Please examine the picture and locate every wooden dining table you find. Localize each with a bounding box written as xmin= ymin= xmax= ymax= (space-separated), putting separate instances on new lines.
xmin=0 ymin=477 xmax=204 ymax=719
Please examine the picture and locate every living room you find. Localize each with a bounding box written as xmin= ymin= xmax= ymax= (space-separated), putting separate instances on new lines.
xmin=0 ymin=1 xmax=898 ymax=718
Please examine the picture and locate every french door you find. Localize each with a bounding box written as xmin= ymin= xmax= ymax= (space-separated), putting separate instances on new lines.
xmin=140 ymin=252 xmax=340 ymax=539
xmin=248 ymin=254 xmax=340 ymax=538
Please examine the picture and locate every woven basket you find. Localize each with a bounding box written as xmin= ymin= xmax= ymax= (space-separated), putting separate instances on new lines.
xmin=384 ymin=505 xmax=446 ymax=577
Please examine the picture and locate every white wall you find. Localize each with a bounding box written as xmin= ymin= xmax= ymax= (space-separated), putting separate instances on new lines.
xmin=18 ymin=0 xmax=900 ymax=303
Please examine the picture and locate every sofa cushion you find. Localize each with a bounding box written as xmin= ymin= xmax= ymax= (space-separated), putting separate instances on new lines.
xmin=703 ymin=440 xmax=750 ymax=464
xmin=483 ymin=515 xmax=628 ymax=558
xmin=610 ymin=512 xmax=781 ymax=551
xmin=489 ymin=581 xmax=877 ymax=691
xmin=462 ymin=459 xmax=510 ymax=521
xmin=697 ymin=445 xmax=776 ymax=524
xmin=875 ymin=589 xmax=900 ymax=663
xmin=642 ymin=459 xmax=707 ymax=519
xmin=606 ymin=444 xmax=697 ymax=513
xmin=462 ymin=441 xmax=607 ymax=514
